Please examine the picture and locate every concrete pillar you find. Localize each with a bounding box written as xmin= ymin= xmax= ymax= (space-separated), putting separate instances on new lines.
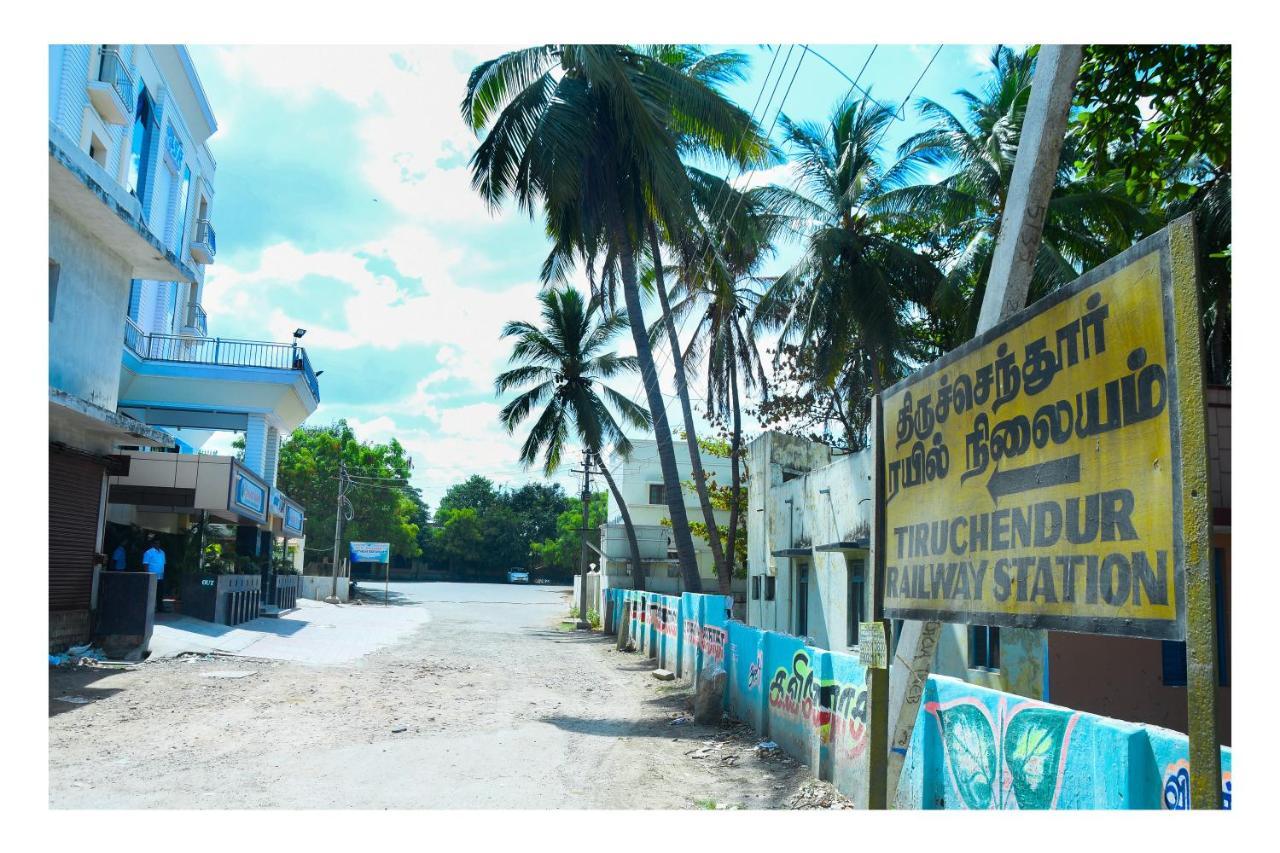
xmin=242 ymin=414 xmax=268 ymax=478
xmin=263 ymin=427 xmax=280 ymax=487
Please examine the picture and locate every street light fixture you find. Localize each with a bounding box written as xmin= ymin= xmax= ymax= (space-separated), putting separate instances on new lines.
xmin=293 ymin=328 xmax=307 ymax=339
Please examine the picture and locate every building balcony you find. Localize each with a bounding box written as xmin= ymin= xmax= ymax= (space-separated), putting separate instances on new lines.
xmin=119 ymin=317 xmax=320 ymax=442
xmin=191 ymin=219 xmax=216 ymax=265
xmin=86 ymin=47 xmax=133 ymax=126
xmin=180 ymin=302 xmax=208 ymax=338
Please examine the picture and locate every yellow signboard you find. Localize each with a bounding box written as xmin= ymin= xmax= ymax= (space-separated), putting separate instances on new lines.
xmin=880 ymin=223 xmax=1206 ymax=640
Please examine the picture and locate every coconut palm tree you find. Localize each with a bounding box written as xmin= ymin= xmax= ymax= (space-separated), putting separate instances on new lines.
xmin=757 ymin=95 xmax=942 ymax=399
xmin=495 ymin=287 xmax=651 ymax=595
xmin=463 ymin=44 xmax=769 ymax=591
xmin=875 ymin=45 xmax=1150 ymax=347
xmin=661 ymin=171 xmax=780 ymax=592
xmin=636 ymin=44 xmax=766 ymax=588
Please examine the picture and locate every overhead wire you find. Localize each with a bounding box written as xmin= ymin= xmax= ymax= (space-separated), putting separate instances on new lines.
xmin=620 ymin=43 xmax=810 ymax=438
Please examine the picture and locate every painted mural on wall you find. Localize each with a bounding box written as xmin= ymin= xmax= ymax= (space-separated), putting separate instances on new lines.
xmin=767 ymin=650 xmax=870 ymax=759
xmin=605 ymin=589 xmax=1234 ymax=811
xmin=926 ymin=695 xmax=1080 ymax=810
xmin=1161 ymin=759 xmax=1231 ymax=810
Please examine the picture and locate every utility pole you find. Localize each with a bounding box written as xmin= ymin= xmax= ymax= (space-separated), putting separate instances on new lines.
xmin=572 ymin=449 xmax=593 ymax=629
xmin=881 ymin=44 xmax=1084 ymax=807
xmin=329 ymin=460 xmax=348 ymax=604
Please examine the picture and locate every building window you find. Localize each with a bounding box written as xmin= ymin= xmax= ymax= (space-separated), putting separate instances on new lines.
xmin=647 ymin=483 xmax=665 ymax=505
xmin=49 ymin=261 xmax=60 ymax=323
xmin=88 ymin=134 xmax=107 ymax=168
xmin=970 ymin=625 xmax=1000 ymax=670
xmin=847 ymin=558 xmax=866 ymax=646
xmin=764 ymin=575 xmax=776 ymax=601
xmin=751 ymin=576 xmax=761 ymax=600
xmin=795 ymin=563 xmax=809 ymax=636
xmin=173 ymin=164 xmax=192 ymax=253
xmin=1161 ymin=548 xmax=1230 ymax=687
xmin=127 ymin=86 xmax=156 ymax=202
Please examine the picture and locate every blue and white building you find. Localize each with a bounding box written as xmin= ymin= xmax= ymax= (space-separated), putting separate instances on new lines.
xmin=48 ymin=45 xmax=319 ymax=649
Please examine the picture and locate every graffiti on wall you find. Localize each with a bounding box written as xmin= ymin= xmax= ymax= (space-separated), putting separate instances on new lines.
xmin=654 ymin=603 xmax=679 ymax=640
xmin=685 ymin=619 xmax=728 ymax=666
xmin=767 ymin=650 xmax=869 ymax=758
xmin=1161 ymin=759 xmax=1232 ymax=810
xmin=926 ymin=696 xmax=1080 ymax=809
xmin=747 ymin=649 xmax=763 ymax=690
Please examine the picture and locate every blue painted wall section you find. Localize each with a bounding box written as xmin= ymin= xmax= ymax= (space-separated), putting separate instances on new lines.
xmin=603 ymin=589 xmax=1233 ymax=810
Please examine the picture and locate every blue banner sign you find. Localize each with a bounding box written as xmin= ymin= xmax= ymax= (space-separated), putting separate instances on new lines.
xmin=349 ymin=541 xmax=390 ymax=563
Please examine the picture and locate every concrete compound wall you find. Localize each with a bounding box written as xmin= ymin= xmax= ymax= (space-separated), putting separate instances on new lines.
xmin=604 ymin=589 xmax=1232 ymax=810
xmin=298 ymin=575 xmax=348 ymax=603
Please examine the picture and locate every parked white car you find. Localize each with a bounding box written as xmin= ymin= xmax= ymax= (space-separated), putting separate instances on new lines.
xmin=506 ymin=569 xmax=530 ymax=584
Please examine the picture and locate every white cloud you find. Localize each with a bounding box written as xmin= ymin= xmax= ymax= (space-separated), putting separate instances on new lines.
xmin=207 ymin=45 xmax=517 ymax=225
xmin=966 ymin=44 xmax=996 ymax=70
xmin=206 ymin=227 xmax=544 ymax=367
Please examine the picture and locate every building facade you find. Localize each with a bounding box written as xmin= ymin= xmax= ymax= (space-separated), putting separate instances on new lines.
xmin=49 ymin=45 xmax=319 ymax=650
xmin=597 ymin=438 xmax=745 ymax=604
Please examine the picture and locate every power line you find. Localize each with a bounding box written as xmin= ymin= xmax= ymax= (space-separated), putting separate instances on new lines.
xmin=622 ymin=44 xmax=810 ymax=431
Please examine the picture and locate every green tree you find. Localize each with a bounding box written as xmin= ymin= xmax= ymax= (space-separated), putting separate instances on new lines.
xmin=494 ymin=286 xmax=652 ymax=590
xmin=664 ymin=172 xmax=777 ymax=592
xmin=276 ymin=420 xmax=422 ymax=566
xmin=877 ymin=46 xmax=1147 ymax=345
xmin=1071 ymin=44 xmax=1230 ymax=383
xmin=463 ymin=44 xmax=768 ymax=592
xmin=437 ymin=475 xmax=498 ymax=515
xmin=639 ymin=44 xmax=770 ymax=588
xmin=531 ymin=493 xmax=607 ymax=577
xmin=757 ymin=95 xmax=941 ymax=420
xmin=435 ymin=507 xmax=484 ymax=577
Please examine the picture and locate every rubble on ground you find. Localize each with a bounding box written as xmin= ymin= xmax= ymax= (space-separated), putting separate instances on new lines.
xmin=788 ymin=779 xmax=854 ymax=810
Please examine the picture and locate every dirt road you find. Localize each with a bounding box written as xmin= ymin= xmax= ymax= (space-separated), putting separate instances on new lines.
xmin=49 ymin=582 xmax=817 ymax=809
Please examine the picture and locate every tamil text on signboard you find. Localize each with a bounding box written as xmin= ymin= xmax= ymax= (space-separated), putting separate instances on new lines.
xmin=879 ymin=225 xmax=1204 ymax=639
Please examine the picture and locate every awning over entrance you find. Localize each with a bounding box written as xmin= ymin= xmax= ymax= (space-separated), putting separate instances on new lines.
xmin=813 ymin=539 xmax=870 ymax=553
xmin=107 ymin=452 xmax=272 ymax=527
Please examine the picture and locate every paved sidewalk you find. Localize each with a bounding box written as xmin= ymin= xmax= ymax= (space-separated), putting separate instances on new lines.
xmin=148 ymin=598 xmax=431 ymax=665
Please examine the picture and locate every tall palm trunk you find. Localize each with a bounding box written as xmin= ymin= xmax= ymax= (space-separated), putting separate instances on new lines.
xmin=593 ymin=453 xmax=646 ymax=592
xmin=618 ymin=228 xmax=703 ymax=592
xmin=724 ymin=357 xmax=743 ymax=596
xmin=647 ymin=222 xmax=728 ymax=581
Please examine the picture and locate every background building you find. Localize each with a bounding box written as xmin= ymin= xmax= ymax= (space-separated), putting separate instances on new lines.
xmin=595 ymin=438 xmax=745 ymax=607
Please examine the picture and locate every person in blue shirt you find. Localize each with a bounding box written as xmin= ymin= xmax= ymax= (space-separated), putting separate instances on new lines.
xmin=111 ymin=543 xmax=127 ymax=571
xmin=142 ymin=540 xmax=166 ymax=611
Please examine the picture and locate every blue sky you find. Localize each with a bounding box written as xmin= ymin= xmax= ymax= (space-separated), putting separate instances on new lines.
xmin=189 ymin=44 xmax=1014 ymax=509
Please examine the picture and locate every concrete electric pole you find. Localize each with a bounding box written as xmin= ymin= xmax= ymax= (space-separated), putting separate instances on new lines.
xmin=329 ymin=460 xmax=349 ymax=603
xmin=882 ymin=43 xmax=1084 ymax=807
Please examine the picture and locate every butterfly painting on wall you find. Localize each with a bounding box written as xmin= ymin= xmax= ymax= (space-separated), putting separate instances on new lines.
xmin=926 ymin=695 xmax=1081 ymax=809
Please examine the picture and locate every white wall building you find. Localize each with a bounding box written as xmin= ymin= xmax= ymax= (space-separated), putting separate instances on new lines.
xmin=597 ymin=437 xmax=745 ymax=604
xmin=48 ymin=45 xmax=318 ymax=649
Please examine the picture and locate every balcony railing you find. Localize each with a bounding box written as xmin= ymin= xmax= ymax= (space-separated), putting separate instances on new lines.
xmin=97 ymin=48 xmax=133 ymax=114
xmin=182 ymin=302 xmax=208 ymax=337
xmin=124 ymin=317 xmax=320 ymax=401
xmin=191 ymin=219 xmax=216 ymax=264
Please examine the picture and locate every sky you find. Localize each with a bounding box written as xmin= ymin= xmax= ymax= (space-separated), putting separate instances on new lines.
xmin=188 ymin=43 xmax=1015 ymax=510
